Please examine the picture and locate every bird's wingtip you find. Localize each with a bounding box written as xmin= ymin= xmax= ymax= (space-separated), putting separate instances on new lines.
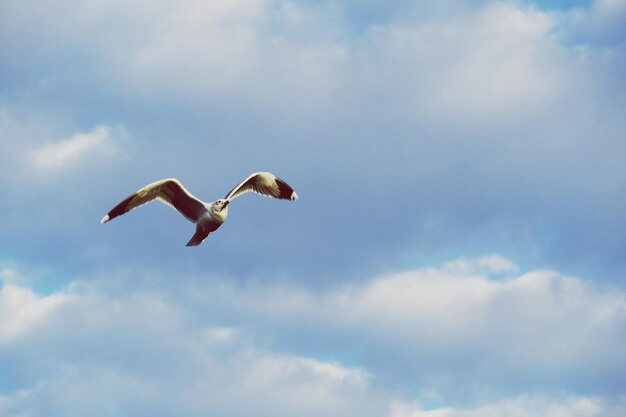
xmin=100 ymin=214 xmax=110 ymax=224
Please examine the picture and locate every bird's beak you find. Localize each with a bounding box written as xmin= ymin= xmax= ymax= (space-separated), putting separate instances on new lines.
xmin=220 ymin=201 xmax=229 ymax=211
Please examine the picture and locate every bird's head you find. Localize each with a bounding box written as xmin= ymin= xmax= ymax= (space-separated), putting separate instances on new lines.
xmin=215 ymin=199 xmax=229 ymax=213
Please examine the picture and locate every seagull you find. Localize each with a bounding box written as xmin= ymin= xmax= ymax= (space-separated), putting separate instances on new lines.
xmin=100 ymin=172 xmax=298 ymax=246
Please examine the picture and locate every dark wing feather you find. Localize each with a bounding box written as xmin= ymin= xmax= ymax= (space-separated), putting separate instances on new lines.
xmin=101 ymin=179 xmax=207 ymax=224
xmin=224 ymin=172 xmax=298 ymax=201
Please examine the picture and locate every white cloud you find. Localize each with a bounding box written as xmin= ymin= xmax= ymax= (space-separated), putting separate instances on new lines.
xmin=0 ymin=0 xmax=625 ymax=410
xmin=1 ymin=0 xmax=579 ymax=121
xmin=0 ymin=108 xmax=42 ymax=177
xmin=0 ymin=276 xmax=385 ymax=417
xmin=342 ymin=266 xmax=626 ymax=386
xmin=350 ymin=2 xmax=571 ymax=125
xmin=177 ymin=256 xmax=626 ymax=397
xmin=3 ymin=1 xmax=624 ymax=280
xmin=1 ymin=352 xmax=378 ymax=417
xmin=0 ymin=279 xmax=70 ymax=344
xmin=391 ymin=395 xmax=623 ymax=417
xmin=442 ymin=254 xmax=519 ymax=275
xmin=573 ymin=0 xmax=626 ymax=45
xmin=0 ymin=267 xmax=21 ymax=284
xmin=1 ymin=256 xmax=625 ymax=416
xmin=129 ymin=1 xmax=568 ymax=122
xmin=30 ymin=125 xmax=117 ymax=172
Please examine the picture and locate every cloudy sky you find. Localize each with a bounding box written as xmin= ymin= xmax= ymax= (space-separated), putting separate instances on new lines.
xmin=1 ymin=0 xmax=625 ymax=415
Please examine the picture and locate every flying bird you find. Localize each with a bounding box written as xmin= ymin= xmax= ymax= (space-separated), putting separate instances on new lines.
xmin=100 ymin=172 xmax=298 ymax=246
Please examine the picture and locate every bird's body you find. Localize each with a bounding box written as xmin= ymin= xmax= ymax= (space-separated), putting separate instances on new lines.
xmin=101 ymin=172 xmax=297 ymax=246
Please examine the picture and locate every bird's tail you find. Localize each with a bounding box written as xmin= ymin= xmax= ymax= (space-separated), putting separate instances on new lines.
xmin=186 ymin=229 xmax=210 ymax=247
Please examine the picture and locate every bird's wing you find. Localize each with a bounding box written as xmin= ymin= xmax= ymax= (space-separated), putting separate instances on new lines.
xmin=224 ymin=172 xmax=298 ymax=202
xmin=101 ymin=179 xmax=207 ymax=224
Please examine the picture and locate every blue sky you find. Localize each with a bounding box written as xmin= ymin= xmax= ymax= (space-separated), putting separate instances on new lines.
xmin=1 ymin=0 xmax=625 ymax=416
